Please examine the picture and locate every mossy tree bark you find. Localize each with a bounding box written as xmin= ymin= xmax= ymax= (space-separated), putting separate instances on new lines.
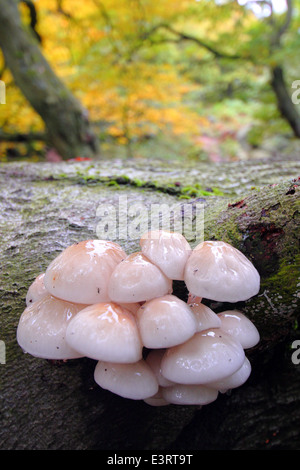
xmin=0 ymin=0 xmax=100 ymax=159
xmin=0 ymin=159 xmax=299 ymax=450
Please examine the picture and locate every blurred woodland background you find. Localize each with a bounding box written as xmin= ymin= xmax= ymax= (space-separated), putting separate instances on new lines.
xmin=0 ymin=0 xmax=299 ymax=163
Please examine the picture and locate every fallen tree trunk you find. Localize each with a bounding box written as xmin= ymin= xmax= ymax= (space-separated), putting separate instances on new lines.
xmin=0 ymin=159 xmax=299 ymax=450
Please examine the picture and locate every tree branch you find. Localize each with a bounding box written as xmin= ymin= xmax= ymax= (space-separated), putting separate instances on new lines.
xmin=20 ymin=0 xmax=42 ymax=43
xmin=276 ymin=0 xmax=293 ymax=40
xmin=142 ymin=23 xmax=243 ymax=60
xmin=270 ymin=0 xmax=293 ymax=49
xmin=163 ymin=24 xmax=242 ymax=59
xmin=56 ymin=0 xmax=72 ymax=19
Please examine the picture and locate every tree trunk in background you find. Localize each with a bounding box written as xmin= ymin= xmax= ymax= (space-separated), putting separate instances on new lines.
xmin=0 ymin=0 xmax=100 ymax=160
xmin=271 ymin=66 xmax=300 ymax=138
xmin=0 ymin=158 xmax=299 ymax=450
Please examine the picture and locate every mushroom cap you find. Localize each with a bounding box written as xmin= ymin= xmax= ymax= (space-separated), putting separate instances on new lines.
xmin=140 ymin=230 xmax=191 ymax=280
xmin=25 ymin=273 xmax=48 ymax=306
xmin=16 ymin=294 xmax=86 ymax=359
xmin=187 ymin=293 xmax=202 ymax=305
xmin=108 ymin=252 xmax=173 ymax=303
xmin=94 ymin=359 xmax=159 ymax=400
xmin=44 ymin=240 xmax=126 ymax=304
xmin=162 ymin=383 xmax=218 ymax=406
xmin=217 ymin=310 xmax=260 ymax=349
xmin=207 ymin=356 xmax=252 ymax=393
xmin=65 ymin=302 xmax=143 ymax=362
xmin=145 ymin=349 xmax=175 ymax=387
xmin=143 ymin=388 xmax=170 ymax=407
xmin=136 ymin=294 xmax=197 ymax=348
xmin=184 ymin=240 xmax=260 ymax=302
xmin=189 ymin=302 xmax=221 ymax=332
xmin=119 ymin=302 xmax=142 ymax=315
xmin=161 ymin=328 xmax=245 ymax=385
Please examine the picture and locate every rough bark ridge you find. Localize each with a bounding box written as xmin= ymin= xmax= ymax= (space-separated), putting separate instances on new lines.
xmin=0 ymin=159 xmax=299 ymax=450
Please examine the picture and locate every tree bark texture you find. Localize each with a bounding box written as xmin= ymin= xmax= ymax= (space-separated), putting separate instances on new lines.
xmin=0 ymin=158 xmax=299 ymax=450
xmin=0 ymin=0 xmax=100 ymax=160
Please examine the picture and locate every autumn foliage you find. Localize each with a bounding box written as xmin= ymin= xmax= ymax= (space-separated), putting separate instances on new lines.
xmin=0 ymin=0 xmax=299 ymax=161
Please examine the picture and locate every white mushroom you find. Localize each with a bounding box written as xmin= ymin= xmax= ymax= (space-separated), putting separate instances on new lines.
xmin=184 ymin=240 xmax=260 ymax=302
xmin=18 ymin=232 xmax=262 ymax=409
xmin=44 ymin=240 xmax=126 ymax=304
xmin=65 ymin=302 xmax=143 ymax=363
xmin=94 ymin=359 xmax=159 ymax=400
xmin=207 ymin=356 xmax=252 ymax=393
xmin=136 ymin=294 xmax=197 ymax=348
xmin=162 ymin=383 xmax=218 ymax=406
xmin=108 ymin=252 xmax=173 ymax=303
xmin=140 ymin=230 xmax=191 ymax=280
xmin=161 ymin=328 xmax=245 ymax=385
xmin=16 ymin=294 xmax=86 ymax=359
xmin=217 ymin=310 xmax=260 ymax=349
xmin=143 ymin=388 xmax=170 ymax=406
xmin=145 ymin=349 xmax=175 ymax=387
xmin=119 ymin=302 xmax=142 ymax=315
xmin=187 ymin=293 xmax=202 ymax=305
xmin=189 ymin=302 xmax=221 ymax=332
xmin=25 ymin=273 xmax=48 ymax=306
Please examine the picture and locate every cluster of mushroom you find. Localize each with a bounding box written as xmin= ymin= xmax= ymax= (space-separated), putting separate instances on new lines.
xmin=17 ymin=231 xmax=261 ymax=406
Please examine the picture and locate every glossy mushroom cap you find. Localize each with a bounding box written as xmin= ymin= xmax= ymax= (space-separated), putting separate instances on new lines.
xmin=108 ymin=252 xmax=173 ymax=303
xmin=217 ymin=310 xmax=260 ymax=349
xmin=94 ymin=359 xmax=159 ymax=400
xmin=207 ymin=356 xmax=252 ymax=393
xmin=145 ymin=349 xmax=175 ymax=387
xmin=25 ymin=273 xmax=47 ymax=306
xmin=65 ymin=302 xmax=143 ymax=362
xmin=143 ymin=389 xmax=170 ymax=407
xmin=17 ymin=294 xmax=86 ymax=359
xmin=44 ymin=240 xmax=126 ymax=304
xmin=184 ymin=240 xmax=260 ymax=302
xmin=188 ymin=302 xmax=221 ymax=332
xmin=136 ymin=294 xmax=197 ymax=348
xmin=140 ymin=230 xmax=191 ymax=280
xmin=18 ymin=234 xmax=261 ymax=408
xmin=162 ymin=383 xmax=218 ymax=406
xmin=161 ymin=328 xmax=245 ymax=385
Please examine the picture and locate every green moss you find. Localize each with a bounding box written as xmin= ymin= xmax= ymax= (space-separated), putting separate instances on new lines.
xmin=107 ymin=180 xmax=120 ymax=188
xmin=204 ymin=210 xmax=243 ymax=245
xmin=131 ymin=178 xmax=147 ymax=187
xmin=268 ymin=255 xmax=300 ymax=296
xmin=211 ymin=187 xmax=225 ymax=196
xmin=48 ymin=169 xmax=224 ymax=200
xmin=116 ymin=175 xmax=131 ymax=183
xmin=180 ymin=185 xmax=224 ymax=199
